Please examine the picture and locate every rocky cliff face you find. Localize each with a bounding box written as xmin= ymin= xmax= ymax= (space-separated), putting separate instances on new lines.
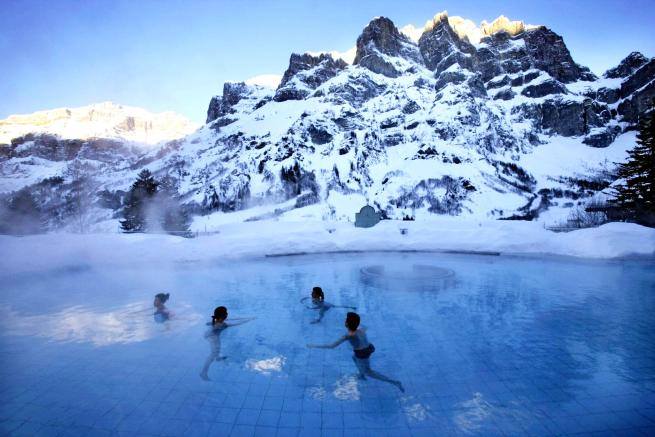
xmin=206 ymin=82 xmax=271 ymax=125
xmin=274 ymin=53 xmax=348 ymax=102
xmin=2 ymin=12 xmax=654 ymax=230
xmin=354 ymin=17 xmax=422 ymax=77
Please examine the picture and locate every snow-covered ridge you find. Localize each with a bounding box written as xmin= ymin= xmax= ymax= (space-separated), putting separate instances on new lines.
xmin=245 ymin=74 xmax=283 ymax=89
xmin=0 ymin=102 xmax=199 ymax=146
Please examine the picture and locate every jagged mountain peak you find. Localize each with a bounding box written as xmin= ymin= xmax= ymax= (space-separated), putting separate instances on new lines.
xmin=418 ymin=13 xmax=476 ymax=72
xmin=422 ymin=11 xmax=540 ymax=45
xmin=273 ymin=52 xmax=347 ymax=102
xmin=354 ymin=16 xmax=406 ymax=61
xmin=604 ymin=51 xmax=650 ymax=78
xmin=480 ymin=15 xmax=537 ymax=40
xmin=354 ymin=16 xmax=422 ymax=77
xmin=206 ymin=81 xmax=273 ymax=124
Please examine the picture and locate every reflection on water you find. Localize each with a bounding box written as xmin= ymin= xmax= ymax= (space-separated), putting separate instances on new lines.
xmin=0 ymin=302 xmax=201 ymax=346
xmin=453 ymin=392 xmax=493 ymax=434
xmin=245 ymin=355 xmax=286 ymax=374
xmin=402 ymin=399 xmax=430 ymax=423
xmin=306 ymin=385 xmax=327 ymax=401
xmin=360 ymin=263 xmax=457 ymax=291
xmin=333 ymin=375 xmax=360 ymax=401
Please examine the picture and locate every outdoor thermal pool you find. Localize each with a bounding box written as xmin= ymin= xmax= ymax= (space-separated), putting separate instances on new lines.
xmin=1 ymin=252 xmax=654 ymax=436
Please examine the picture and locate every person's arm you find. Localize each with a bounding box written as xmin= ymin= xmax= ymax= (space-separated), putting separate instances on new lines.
xmin=310 ymin=306 xmax=328 ymax=324
xmin=333 ymin=305 xmax=357 ymax=310
xmin=300 ymin=297 xmax=321 ymax=310
xmin=225 ymin=317 xmax=256 ymax=327
xmin=307 ymin=336 xmax=347 ymax=349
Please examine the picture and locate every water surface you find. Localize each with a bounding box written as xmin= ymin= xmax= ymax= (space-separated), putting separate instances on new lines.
xmin=1 ymin=253 xmax=654 ymax=436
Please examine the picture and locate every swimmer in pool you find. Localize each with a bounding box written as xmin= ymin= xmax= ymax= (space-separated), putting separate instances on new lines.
xmin=307 ymin=312 xmax=404 ymax=392
xmin=200 ymin=306 xmax=255 ymax=381
xmin=153 ymin=293 xmax=171 ymax=323
xmin=301 ymin=286 xmax=356 ymax=324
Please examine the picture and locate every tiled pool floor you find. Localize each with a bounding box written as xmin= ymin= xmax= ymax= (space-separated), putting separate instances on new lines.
xmin=1 ymin=253 xmax=654 ymax=436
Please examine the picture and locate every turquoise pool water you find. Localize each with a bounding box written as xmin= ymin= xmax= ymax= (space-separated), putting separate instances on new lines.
xmin=1 ymin=252 xmax=654 ymax=436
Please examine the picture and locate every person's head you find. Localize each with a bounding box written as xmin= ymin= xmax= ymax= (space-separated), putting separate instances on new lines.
xmin=345 ymin=312 xmax=360 ymax=332
xmin=212 ymin=306 xmax=228 ymax=324
xmin=311 ymin=286 xmax=324 ymax=301
xmin=154 ymin=293 xmax=170 ymax=305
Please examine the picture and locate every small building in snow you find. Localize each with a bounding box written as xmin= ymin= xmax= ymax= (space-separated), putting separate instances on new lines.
xmin=355 ymin=205 xmax=380 ymax=228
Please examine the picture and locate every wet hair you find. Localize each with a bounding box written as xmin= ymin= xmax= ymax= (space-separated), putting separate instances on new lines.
xmin=345 ymin=312 xmax=360 ymax=331
xmin=212 ymin=306 xmax=228 ymax=324
xmin=311 ymin=286 xmax=324 ymax=301
xmin=155 ymin=293 xmax=170 ymax=303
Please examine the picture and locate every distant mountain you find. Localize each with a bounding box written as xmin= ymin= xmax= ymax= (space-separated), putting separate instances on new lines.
xmin=1 ymin=11 xmax=654 ymax=231
xmin=0 ymin=102 xmax=198 ymax=146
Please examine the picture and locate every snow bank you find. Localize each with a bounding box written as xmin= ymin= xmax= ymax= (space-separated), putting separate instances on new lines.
xmin=1 ymin=219 xmax=652 ymax=275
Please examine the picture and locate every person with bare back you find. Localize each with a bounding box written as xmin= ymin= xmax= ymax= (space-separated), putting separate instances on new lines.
xmin=200 ymin=306 xmax=255 ymax=381
xmin=307 ymin=312 xmax=404 ymax=392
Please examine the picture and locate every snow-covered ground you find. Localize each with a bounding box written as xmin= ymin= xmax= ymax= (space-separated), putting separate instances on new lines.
xmin=1 ymin=219 xmax=652 ymax=275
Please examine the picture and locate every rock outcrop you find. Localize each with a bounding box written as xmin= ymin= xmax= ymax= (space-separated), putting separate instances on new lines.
xmin=419 ymin=13 xmax=476 ymax=73
xmin=206 ymin=82 xmax=271 ymax=125
xmin=354 ymin=17 xmax=422 ymax=77
xmin=604 ymin=52 xmax=649 ymax=79
xmin=273 ymin=53 xmax=347 ymax=102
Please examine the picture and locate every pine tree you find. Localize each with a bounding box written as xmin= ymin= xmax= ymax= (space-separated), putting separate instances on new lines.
xmin=120 ymin=169 xmax=159 ymax=232
xmin=612 ymin=102 xmax=655 ymax=225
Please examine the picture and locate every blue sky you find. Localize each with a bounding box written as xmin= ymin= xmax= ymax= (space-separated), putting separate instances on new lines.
xmin=1 ymin=0 xmax=654 ymax=123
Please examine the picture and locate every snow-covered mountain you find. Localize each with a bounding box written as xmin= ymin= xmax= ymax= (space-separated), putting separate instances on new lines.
xmin=2 ymin=11 xmax=654 ymax=230
xmin=0 ymin=102 xmax=198 ymax=195
xmin=0 ymin=102 xmax=198 ymax=146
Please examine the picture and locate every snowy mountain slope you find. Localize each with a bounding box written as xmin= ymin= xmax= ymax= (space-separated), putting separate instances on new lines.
xmin=141 ymin=12 xmax=653 ymax=223
xmin=1 ymin=11 xmax=654 ymax=230
xmin=0 ymin=102 xmax=198 ymax=194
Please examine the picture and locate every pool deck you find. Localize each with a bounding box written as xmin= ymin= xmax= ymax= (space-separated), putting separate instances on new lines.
xmin=0 ymin=219 xmax=653 ymax=275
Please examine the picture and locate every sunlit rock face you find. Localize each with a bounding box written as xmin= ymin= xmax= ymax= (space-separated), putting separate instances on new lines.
xmin=422 ymin=12 xmax=533 ymax=45
xmin=0 ymin=102 xmax=198 ymax=146
xmin=3 ymin=11 xmax=655 ymax=229
xmin=480 ymin=15 xmax=528 ymax=38
xmin=419 ymin=13 xmax=476 ymax=73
